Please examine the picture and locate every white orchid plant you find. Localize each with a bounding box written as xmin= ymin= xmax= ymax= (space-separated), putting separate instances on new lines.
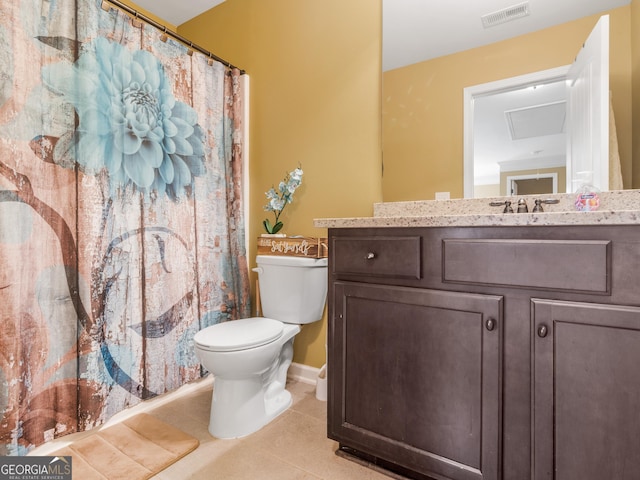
xmin=263 ymin=166 xmax=303 ymax=234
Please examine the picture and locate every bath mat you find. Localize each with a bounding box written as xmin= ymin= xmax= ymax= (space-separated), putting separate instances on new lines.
xmin=50 ymin=413 xmax=199 ymax=480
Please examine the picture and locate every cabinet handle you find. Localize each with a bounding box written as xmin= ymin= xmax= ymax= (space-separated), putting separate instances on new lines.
xmin=485 ymin=318 xmax=496 ymax=331
xmin=365 ymin=252 xmax=376 ymax=260
xmin=537 ymin=324 xmax=548 ymax=338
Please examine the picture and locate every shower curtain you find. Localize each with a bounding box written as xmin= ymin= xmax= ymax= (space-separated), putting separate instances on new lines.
xmin=0 ymin=0 xmax=251 ymax=455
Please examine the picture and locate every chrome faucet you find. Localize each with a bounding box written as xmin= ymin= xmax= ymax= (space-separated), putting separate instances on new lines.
xmin=517 ymin=199 xmax=528 ymax=213
xmin=489 ymin=200 xmax=514 ymax=213
xmin=532 ymin=198 xmax=560 ymax=213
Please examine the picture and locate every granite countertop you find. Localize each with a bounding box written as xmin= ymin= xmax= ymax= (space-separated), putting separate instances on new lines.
xmin=314 ymin=190 xmax=640 ymax=229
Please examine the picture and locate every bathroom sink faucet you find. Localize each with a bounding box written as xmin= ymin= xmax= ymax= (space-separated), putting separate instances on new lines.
xmin=489 ymin=200 xmax=514 ymax=213
xmin=517 ymin=199 xmax=528 ymax=213
xmin=532 ymin=198 xmax=560 ymax=213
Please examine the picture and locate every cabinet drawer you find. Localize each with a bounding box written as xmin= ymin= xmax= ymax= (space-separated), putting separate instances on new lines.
xmin=443 ymin=238 xmax=611 ymax=293
xmin=332 ymin=236 xmax=421 ymax=279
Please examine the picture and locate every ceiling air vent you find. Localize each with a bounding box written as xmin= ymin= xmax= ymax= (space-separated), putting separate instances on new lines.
xmin=505 ymin=101 xmax=566 ymax=141
xmin=481 ymin=2 xmax=530 ymax=28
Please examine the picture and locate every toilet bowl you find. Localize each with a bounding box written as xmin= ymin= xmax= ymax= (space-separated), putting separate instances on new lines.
xmin=194 ymin=255 xmax=328 ymax=439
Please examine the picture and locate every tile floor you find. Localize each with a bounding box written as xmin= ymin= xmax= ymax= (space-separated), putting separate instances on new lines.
xmin=146 ymin=378 xmax=390 ymax=480
xmin=148 ymin=378 xmax=391 ymax=479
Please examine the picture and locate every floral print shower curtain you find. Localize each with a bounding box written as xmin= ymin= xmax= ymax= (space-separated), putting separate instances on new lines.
xmin=0 ymin=0 xmax=250 ymax=455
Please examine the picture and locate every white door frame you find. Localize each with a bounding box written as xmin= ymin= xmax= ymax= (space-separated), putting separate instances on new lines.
xmin=463 ymin=66 xmax=569 ymax=198
xmin=506 ymin=172 xmax=559 ymax=196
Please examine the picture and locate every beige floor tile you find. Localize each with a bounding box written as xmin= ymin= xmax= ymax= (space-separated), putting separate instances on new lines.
xmin=147 ymin=402 xmax=212 ymax=444
xmin=242 ymin=409 xmax=389 ymax=480
xmin=50 ymin=379 xmax=393 ymax=480
xmin=309 ymin=439 xmax=393 ymax=480
xmin=287 ymin=379 xmax=315 ymax=399
xmin=185 ymin=444 xmax=321 ymax=480
xmin=150 ymin=435 xmax=243 ymax=479
xmin=285 ymin=380 xmax=329 ymax=421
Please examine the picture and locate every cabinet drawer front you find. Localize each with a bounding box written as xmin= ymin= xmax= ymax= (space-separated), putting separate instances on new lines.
xmin=443 ymin=239 xmax=611 ymax=293
xmin=332 ymin=236 xmax=421 ymax=279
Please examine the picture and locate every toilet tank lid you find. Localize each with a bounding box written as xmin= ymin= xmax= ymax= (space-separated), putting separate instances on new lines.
xmin=256 ymin=255 xmax=328 ymax=267
xmin=194 ymin=317 xmax=284 ymax=352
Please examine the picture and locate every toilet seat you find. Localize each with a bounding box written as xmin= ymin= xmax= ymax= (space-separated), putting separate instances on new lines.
xmin=194 ymin=317 xmax=284 ymax=352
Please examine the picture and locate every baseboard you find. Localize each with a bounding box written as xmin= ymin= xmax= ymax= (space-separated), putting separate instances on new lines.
xmin=288 ymin=362 xmax=320 ymax=385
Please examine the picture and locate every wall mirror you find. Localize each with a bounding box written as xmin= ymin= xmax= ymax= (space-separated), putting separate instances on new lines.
xmin=382 ymin=0 xmax=631 ymax=201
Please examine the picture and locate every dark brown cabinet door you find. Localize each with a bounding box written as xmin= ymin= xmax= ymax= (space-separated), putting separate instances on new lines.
xmin=532 ymin=299 xmax=640 ymax=480
xmin=329 ymin=281 xmax=503 ymax=480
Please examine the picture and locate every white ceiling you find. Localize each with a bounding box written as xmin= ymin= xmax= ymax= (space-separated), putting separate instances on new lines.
xmin=132 ymin=0 xmax=629 ymax=71
xmin=133 ymin=0 xmax=225 ymax=26
xmin=382 ymin=0 xmax=629 ymax=71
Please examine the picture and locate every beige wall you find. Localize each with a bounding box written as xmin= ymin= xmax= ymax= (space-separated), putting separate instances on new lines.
xmin=180 ymin=0 xmax=383 ymax=368
xmin=383 ymin=6 xmax=634 ymax=201
xmin=474 ymin=184 xmax=500 ymax=198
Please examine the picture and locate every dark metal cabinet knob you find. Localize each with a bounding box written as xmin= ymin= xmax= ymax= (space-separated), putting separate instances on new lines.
xmin=537 ymin=324 xmax=548 ymax=338
xmin=486 ymin=318 xmax=496 ymax=331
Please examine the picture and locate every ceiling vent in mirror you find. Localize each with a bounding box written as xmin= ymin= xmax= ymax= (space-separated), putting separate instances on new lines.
xmin=505 ymin=101 xmax=566 ymax=140
xmin=481 ymin=2 xmax=531 ymax=28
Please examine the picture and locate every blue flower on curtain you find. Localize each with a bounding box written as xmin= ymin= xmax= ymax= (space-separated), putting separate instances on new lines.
xmin=42 ymin=37 xmax=206 ymax=200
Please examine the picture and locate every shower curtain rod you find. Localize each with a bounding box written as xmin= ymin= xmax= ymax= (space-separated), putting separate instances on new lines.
xmin=102 ymin=0 xmax=246 ymax=74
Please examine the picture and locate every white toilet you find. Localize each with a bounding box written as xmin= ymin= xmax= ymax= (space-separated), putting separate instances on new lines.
xmin=194 ymin=254 xmax=328 ymax=439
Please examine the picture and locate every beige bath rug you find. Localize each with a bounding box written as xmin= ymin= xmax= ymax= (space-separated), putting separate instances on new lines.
xmin=51 ymin=413 xmax=199 ymax=479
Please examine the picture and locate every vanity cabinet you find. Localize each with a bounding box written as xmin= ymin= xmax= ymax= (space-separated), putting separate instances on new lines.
xmin=327 ymin=225 xmax=640 ymax=480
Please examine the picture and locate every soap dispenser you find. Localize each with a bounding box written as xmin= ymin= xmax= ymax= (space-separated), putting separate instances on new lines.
xmin=574 ymin=172 xmax=601 ymax=212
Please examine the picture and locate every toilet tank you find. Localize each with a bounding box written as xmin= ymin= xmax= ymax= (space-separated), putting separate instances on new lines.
xmin=255 ymin=255 xmax=328 ymax=324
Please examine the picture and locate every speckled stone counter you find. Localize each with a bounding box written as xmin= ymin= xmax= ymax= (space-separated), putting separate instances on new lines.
xmin=314 ymin=190 xmax=640 ymax=228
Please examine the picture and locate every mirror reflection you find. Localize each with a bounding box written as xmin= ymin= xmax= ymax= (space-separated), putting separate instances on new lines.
xmin=468 ymin=74 xmax=568 ymax=198
xmin=382 ymin=1 xmax=635 ymax=202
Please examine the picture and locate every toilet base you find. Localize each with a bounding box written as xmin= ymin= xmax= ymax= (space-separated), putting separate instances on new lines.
xmin=208 ymin=377 xmax=293 ymax=439
xmin=197 ymin=324 xmax=301 ymax=439
xmin=265 ymin=388 xmax=292 ymax=419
